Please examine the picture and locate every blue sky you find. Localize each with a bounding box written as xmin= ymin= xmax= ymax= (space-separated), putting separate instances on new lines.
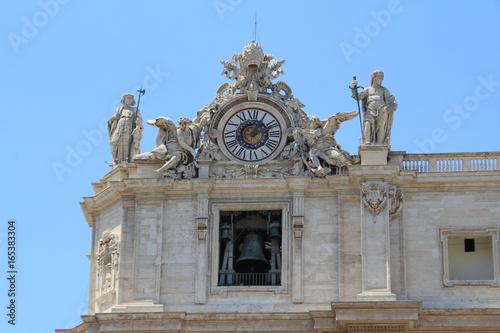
xmin=1 ymin=1 xmax=499 ymax=332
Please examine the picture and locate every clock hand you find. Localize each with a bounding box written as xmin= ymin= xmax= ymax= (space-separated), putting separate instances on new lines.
xmin=249 ymin=120 xmax=264 ymax=136
xmin=255 ymin=125 xmax=275 ymax=133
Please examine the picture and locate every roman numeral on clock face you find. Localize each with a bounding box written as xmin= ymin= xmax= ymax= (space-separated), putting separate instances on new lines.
xmin=269 ymin=130 xmax=280 ymax=138
xmin=265 ymin=119 xmax=278 ymax=129
xmin=235 ymin=112 xmax=247 ymax=122
xmin=249 ymin=151 xmax=259 ymax=160
xmin=234 ymin=109 xmax=265 ymax=123
xmin=247 ymin=109 xmax=259 ymax=120
xmin=234 ymin=147 xmax=245 ymax=158
xmin=226 ymin=139 xmax=238 ymax=149
xmin=265 ymin=138 xmax=278 ymax=150
xmin=224 ymin=129 xmax=236 ymax=139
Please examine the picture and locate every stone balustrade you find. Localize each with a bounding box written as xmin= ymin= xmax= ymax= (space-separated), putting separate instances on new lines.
xmin=401 ymin=152 xmax=499 ymax=173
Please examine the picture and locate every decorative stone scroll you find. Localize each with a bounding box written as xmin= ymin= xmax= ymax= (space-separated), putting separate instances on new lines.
xmin=389 ymin=186 xmax=404 ymax=220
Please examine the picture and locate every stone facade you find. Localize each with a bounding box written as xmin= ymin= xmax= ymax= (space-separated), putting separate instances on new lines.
xmin=58 ymin=43 xmax=500 ymax=333
xmin=57 ymin=150 xmax=500 ymax=333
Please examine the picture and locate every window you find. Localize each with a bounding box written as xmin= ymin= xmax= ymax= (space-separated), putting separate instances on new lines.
xmin=218 ymin=210 xmax=282 ymax=287
xmin=440 ymin=228 xmax=499 ymax=286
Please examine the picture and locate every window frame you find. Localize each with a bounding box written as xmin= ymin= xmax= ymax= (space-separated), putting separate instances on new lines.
xmin=210 ymin=201 xmax=291 ymax=295
xmin=440 ymin=227 xmax=500 ymax=287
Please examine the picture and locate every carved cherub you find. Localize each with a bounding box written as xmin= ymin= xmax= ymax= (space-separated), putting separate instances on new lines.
xmin=363 ymin=196 xmax=387 ymax=216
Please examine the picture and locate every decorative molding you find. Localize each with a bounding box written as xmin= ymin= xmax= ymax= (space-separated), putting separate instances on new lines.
xmin=210 ymin=164 xmax=295 ymax=179
xmin=347 ymin=325 xmax=407 ymax=333
xmin=95 ymin=290 xmax=116 ymax=311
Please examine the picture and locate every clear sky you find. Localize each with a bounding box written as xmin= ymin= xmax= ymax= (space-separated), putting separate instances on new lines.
xmin=1 ymin=1 xmax=499 ymax=332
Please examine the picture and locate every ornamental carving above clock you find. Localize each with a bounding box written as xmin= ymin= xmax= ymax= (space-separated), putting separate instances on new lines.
xmin=130 ymin=41 xmax=361 ymax=179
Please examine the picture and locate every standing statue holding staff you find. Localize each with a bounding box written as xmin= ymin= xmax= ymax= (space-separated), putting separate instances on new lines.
xmin=350 ymin=70 xmax=398 ymax=145
xmin=108 ymin=91 xmax=144 ymax=164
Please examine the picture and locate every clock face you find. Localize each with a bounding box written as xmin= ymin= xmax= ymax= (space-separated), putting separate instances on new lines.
xmin=221 ymin=108 xmax=284 ymax=164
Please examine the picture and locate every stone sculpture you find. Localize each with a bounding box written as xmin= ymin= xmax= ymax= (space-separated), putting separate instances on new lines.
xmin=362 ymin=183 xmax=388 ymax=216
xmin=293 ymin=112 xmax=360 ymax=177
xmin=389 ymin=186 xmax=404 ymax=220
xmin=133 ymin=117 xmax=171 ymax=161
xmin=351 ymin=70 xmax=398 ymax=145
xmin=134 ymin=116 xmax=202 ymax=179
xmin=96 ymin=230 xmax=119 ymax=295
xmin=108 ymin=93 xmax=143 ymax=164
xmin=119 ymin=42 xmax=369 ymax=179
xmin=220 ymin=41 xmax=285 ymax=100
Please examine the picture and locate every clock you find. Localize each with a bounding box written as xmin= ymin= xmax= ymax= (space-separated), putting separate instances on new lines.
xmin=219 ymin=107 xmax=286 ymax=164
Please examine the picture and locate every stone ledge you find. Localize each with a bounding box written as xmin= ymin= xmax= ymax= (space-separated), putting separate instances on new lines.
xmin=332 ymin=301 xmax=420 ymax=322
xmin=59 ymin=306 xmax=500 ymax=332
xmin=110 ymin=299 xmax=165 ymax=313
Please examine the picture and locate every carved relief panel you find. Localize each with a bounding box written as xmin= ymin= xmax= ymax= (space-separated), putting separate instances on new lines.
xmin=95 ymin=229 xmax=119 ymax=308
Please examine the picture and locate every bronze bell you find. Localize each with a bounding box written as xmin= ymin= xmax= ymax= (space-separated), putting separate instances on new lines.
xmin=235 ymin=233 xmax=270 ymax=273
xmin=220 ymin=223 xmax=231 ymax=242
xmin=269 ymin=221 xmax=280 ymax=239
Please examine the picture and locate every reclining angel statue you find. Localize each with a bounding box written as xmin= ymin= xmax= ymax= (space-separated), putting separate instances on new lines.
xmin=134 ymin=116 xmax=201 ymax=179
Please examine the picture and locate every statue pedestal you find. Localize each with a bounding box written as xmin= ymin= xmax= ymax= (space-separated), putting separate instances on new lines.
xmin=359 ymin=145 xmax=390 ymax=165
xmin=197 ymin=160 xmax=211 ymax=179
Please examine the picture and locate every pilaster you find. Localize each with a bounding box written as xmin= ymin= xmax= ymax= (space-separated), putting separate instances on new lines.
xmin=195 ymin=192 xmax=209 ymax=304
xmin=118 ymin=195 xmax=135 ymax=305
xmin=352 ymin=148 xmax=399 ymax=301
xmin=292 ymin=191 xmax=305 ymax=303
xmin=132 ymin=194 xmax=164 ymax=307
xmin=358 ymin=181 xmax=396 ymax=301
